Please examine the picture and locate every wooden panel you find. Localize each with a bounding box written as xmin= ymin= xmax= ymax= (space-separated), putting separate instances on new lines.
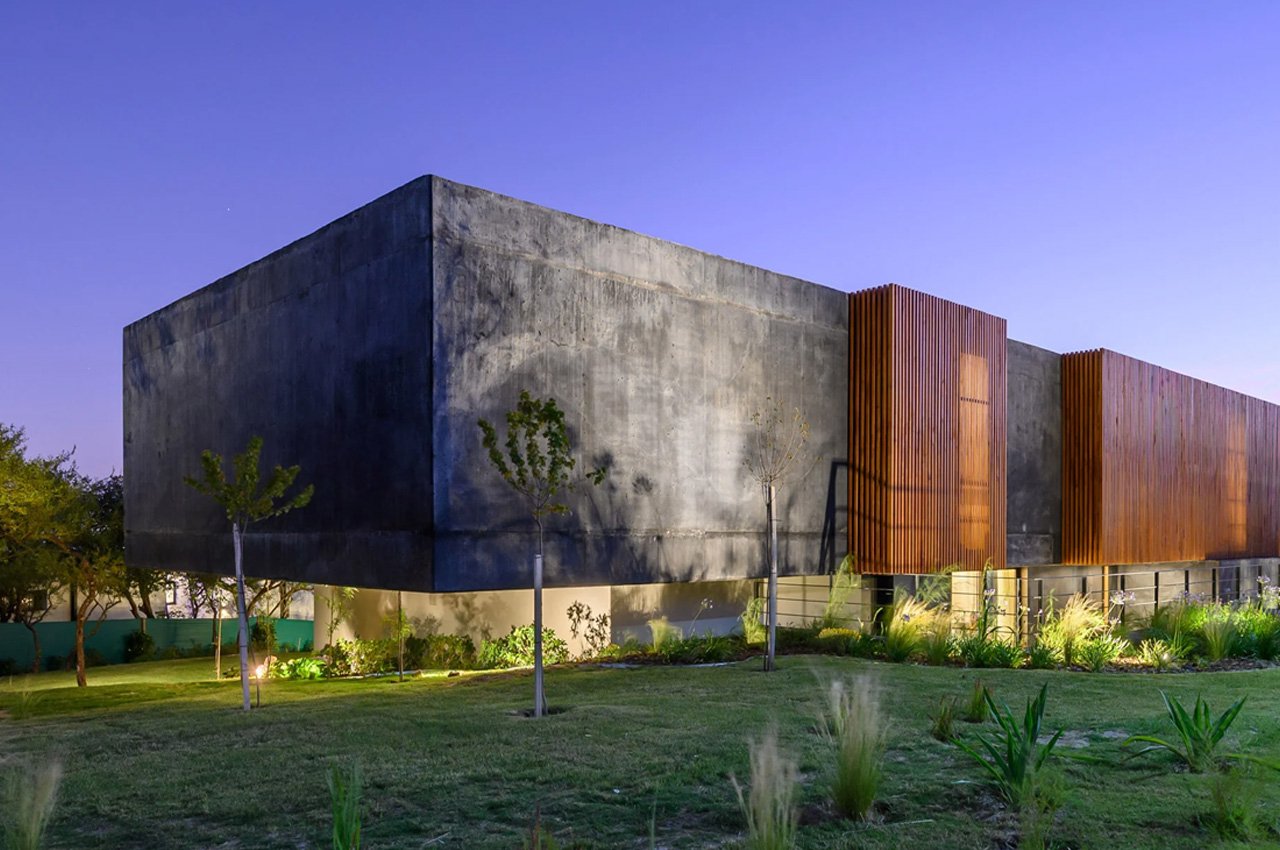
xmin=849 ymin=285 xmax=1007 ymax=574
xmin=1062 ymin=349 xmax=1280 ymax=564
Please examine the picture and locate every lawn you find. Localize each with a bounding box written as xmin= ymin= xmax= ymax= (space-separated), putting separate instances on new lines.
xmin=2 ymin=656 xmax=1279 ymax=849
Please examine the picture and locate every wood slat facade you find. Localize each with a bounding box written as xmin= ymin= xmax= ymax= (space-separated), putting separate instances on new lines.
xmin=849 ymin=285 xmax=1007 ymax=574
xmin=1062 ymin=348 xmax=1280 ymax=564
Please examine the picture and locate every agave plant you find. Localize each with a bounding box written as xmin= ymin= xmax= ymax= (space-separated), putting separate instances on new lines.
xmin=954 ymin=684 xmax=1062 ymax=808
xmin=1122 ymin=691 xmax=1275 ymax=773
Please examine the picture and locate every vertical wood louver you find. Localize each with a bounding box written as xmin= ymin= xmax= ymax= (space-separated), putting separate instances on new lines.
xmin=1061 ymin=348 xmax=1280 ymax=564
xmin=849 ymin=285 xmax=1007 ymax=574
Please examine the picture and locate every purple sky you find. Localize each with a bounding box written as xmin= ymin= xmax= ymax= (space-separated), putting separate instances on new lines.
xmin=4 ymin=2 xmax=1280 ymax=478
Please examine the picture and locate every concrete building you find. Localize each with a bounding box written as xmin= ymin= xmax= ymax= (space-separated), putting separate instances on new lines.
xmin=123 ymin=176 xmax=1280 ymax=648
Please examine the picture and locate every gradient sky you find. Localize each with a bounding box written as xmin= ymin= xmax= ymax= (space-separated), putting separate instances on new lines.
xmin=4 ymin=2 xmax=1280 ymax=477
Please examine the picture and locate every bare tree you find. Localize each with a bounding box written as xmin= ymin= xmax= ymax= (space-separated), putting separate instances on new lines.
xmin=745 ymin=398 xmax=810 ymax=672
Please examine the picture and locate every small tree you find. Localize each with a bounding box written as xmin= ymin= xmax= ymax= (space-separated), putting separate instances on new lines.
xmin=478 ymin=391 xmax=605 ymax=716
xmin=745 ymin=398 xmax=810 ymax=672
xmin=0 ymin=425 xmax=69 ymax=672
xmin=324 ymin=585 xmax=358 ymax=648
xmin=61 ymin=474 xmax=128 ymax=687
xmin=185 ymin=436 xmax=313 ymax=711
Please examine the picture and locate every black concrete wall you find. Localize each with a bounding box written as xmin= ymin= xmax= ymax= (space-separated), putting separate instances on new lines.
xmin=1006 ymin=339 xmax=1062 ymax=565
xmin=125 ymin=176 xmax=850 ymax=592
xmin=124 ymin=179 xmax=435 ymax=589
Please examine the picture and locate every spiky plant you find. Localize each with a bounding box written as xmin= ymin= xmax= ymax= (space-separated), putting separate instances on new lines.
xmin=820 ymin=677 xmax=885 ymax=820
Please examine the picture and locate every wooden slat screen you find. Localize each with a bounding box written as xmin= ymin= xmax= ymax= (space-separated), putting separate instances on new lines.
xmin=849 ymin=285 xmax=1007 ymax=574
xmin=1062 ymin=348 xmax=1280 ymax=564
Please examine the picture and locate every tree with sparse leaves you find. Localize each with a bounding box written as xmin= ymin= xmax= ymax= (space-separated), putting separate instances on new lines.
xmin=478 ymin=391 xmax=605 ymax=717
xmin=745 ymin=398 xmax=810 ymax=672
xmin=185 ymin=436 xmax=313 ymax=711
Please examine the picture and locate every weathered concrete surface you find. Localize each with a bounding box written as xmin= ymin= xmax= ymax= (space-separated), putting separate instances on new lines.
xmin=430 ymin=179 xmax=848 ymax=590
xmin=1006 ymin=339 xmax=1062 ymax=565
xmin=124 ymin=179 xmax=435 ymax=590
xmin=125 ymin=176 xmax=849 ymax=592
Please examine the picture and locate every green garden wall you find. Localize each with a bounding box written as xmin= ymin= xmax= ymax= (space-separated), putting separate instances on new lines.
xmin=0 ymin=617 xmax=313 ymax=672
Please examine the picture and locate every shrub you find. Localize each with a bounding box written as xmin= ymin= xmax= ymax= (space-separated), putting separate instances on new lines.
xmin=660 ymin=633 xmax=743 ymax=665
xmin=0 ymin=659 xmax=15 ymax=677
xmin=250 ymin=617 xmax=277 ymax=654
xmin=920 ymin=619 xmax=955 ymax=666
xmin=774 ymin=626 xmax=824 ymax=655
xmin=1136 ymin=638 xmax=1182 ymax=671
xmin=816 ymin=627 xmax=876 ymax=658
xmin=122 ymin=629 xmax=156 ymax=663
xmin=321 ymin=639 xmax=397 ymax=677
xmin=273 ymin=657 xmax=325 ymax=680
xmin=1037 ymin=594 xmax=1108 ymax=667
xmin=820 ymin=677 xmax=884 ymax=820
xmin=1 ymin=758 xmax=62 ymax=850
xmin=1025 ymin=642 xmax=1057 ymax=670
xmin=404 ymin=634 xmax=476 ymax=670
xmin=327 ymin=763 xmax=362 ymax=850
xmin=740 ymin=597 xmax=767 ymax=645
xmin=1199 ymin=617 xmax=1236 ymax=662
xmin=477 ymin=626 xmax=569 ymax=669
xmin=817 ymin=555 xmax=860 ymax=630
xmin=883 ymin=596 xmax=937 ymax=662
xmin=955 ymin=684 xmax=1062 ymax=809
xmin=1232 ymin=604 xmax=1280 ymax=660
xmin=731 ymin=728 xmax=798 ymax=850
xmin=1078 ymin=634 xmax=1129 ymax=672
xmin=646 ymin=618 xmax=682 ymax=654
xmin=957 ymin=635 xmax=1021 ymax=669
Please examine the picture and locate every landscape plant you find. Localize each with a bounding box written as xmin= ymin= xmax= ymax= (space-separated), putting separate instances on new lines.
xmin=744 ymin=397 xmax=810 ymax=672
xmin=185 ymin=435 xmax=313 ymax=711
xmin=883 ymin=595 xmax=937 ymax=662
xmin=1036 ymin=593 xmax=1109 ymax=668
xmin=962 ymin=680 xmax=992 ymax=723
xmin=731 ymin=728 xmax=798 ymax=850
xmin=930 ymin=696 xmax=957 ymax=742
xmin=954 ymin=684 xmax=1062 ymax=809
xmin=817 ymin=554 xmax=860 ymax=630
xmin=327 ymin=763 xmax=362 ymax=850
xmin=819 ymin=677 xmax=885 ymax=820
xmin=740 ymin=596 xmax=767 ymax=645
xmin=477 ymin=625 xmax=569 ymax=670
xmin=1122 ymin=691 xmax=1253 ymax=773
xmin=478 ymin=391 xmax=606 ymax=716
xmin=1 ymin=759 xmax=61 ymax=850
xmin=1077 ymin=633 xmax=1128 ymax=672
xmin=323 ymin=586 xmax=358 ymax=649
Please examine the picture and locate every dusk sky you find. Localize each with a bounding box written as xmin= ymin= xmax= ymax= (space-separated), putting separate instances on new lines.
xmin=4 ymin=2 xmax=1280 ymax=478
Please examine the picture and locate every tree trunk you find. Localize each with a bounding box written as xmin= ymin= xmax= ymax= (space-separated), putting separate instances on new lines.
xmin=75 ymin=596 xmax=88 ymax=688
xmin=24 ymin=620 xmax=41 ymax=674
xmin=141 ymin=593 xmax=156 ymax=619
xmin=397 ymin=590 xmax=405 ymax=683
xmin=233 ymin=522 xmax=252 ymax=711
xmin=534 ymin=520 xmax=545 ymax=717
xmin=214 ymin=608 xmax=223 ymax=680
xmin=766 ymin=483 xmax=779 ymax=672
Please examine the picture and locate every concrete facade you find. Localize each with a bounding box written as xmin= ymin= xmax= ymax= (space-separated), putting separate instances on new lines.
xmin=1005 ymin=340 xmax=1063 ymax=566
xmin=125 ymin=176 xmax=849 ymax=593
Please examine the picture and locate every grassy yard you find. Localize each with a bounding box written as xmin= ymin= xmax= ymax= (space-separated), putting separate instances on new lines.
xmin=2 ymin=656 xmax=1279 ymax=849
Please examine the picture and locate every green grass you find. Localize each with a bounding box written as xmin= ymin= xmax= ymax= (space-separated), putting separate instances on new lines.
xmin=3 ymin=657 xmax=1280 ymax=848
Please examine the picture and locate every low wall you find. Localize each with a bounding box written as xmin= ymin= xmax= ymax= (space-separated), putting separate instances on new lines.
xmin=0 ymin=617 xmax=313 ymax=673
